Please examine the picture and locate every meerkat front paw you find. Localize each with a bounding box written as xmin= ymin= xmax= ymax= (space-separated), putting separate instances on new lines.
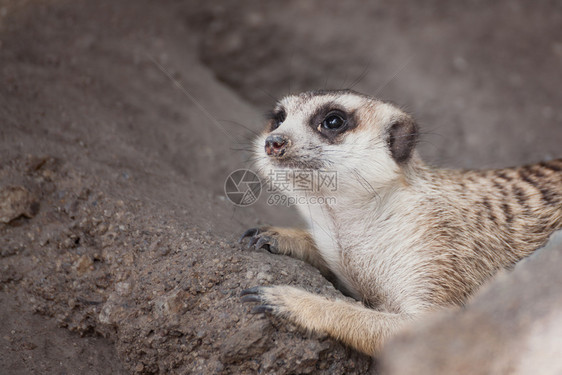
xmin=238 ymin=227 xmax=327 ymax=274
xmin=241 ymin=285 xmax=335 ymax=335
xmin=239 ymin=227 xmax=280 ymax=254
xmin=240 ymin=285 xmax=307 ymax=318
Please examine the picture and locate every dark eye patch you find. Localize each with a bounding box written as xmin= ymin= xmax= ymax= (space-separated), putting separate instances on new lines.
xmin=308 ymin=103 xmax=357 ymax=143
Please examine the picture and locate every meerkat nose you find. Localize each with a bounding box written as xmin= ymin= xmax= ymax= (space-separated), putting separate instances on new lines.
xmin=265 ymin=134 xmax=290 ymax=157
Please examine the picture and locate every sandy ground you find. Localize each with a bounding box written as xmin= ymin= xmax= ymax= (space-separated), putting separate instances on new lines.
xmin=0 ymin=0 xmax=560 ymax=373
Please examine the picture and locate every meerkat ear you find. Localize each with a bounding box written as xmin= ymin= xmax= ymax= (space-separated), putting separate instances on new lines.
xmin=387 ymin=117 xmax=419 ymax=163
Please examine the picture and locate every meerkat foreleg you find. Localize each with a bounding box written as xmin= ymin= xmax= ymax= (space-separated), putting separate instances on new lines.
xmin=240 ymin=227 xmax=329 ymax=275
xmin=241 ymin=285 xmax=408 ymax=355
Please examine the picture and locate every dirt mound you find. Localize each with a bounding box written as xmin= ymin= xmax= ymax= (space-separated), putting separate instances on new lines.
xmin=0 ymin=155 xmax=368 ymax=373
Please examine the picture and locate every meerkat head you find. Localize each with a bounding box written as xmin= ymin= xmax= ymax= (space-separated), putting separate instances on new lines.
xmin=253 ymin=89 xmax=419 ymax=194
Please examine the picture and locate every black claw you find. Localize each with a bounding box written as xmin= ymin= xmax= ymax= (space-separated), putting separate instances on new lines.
xmin=255 ymin=236 xmax=270 ymax=249
xmin=251 ymin=305 xmax=274 ymax=314
xmin=248 ymin=236 xmax=259 ymax=248
xmin=240 ymin=286 xmax=262 ymax=296
xmin=241 ymin=287 xmax=275 ymax=315
xmin=239 ymin=228 xmax=260 ymax=243
xmin=241 ymin=294 xmax=263 ymax=303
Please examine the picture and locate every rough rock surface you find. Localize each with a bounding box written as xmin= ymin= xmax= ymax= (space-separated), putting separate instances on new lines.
xmin=0 ymin=186 xmax=39 ymax=223
xmin=0 ymin=0 xmax=561 ymax=374
xmin=380 ymin=243 xmax=562 ymax=375
xmin=0 ymin=155 xmax=369 ymax=374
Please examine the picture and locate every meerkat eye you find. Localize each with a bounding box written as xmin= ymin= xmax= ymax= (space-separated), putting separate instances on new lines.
xmin=322 ymin=113 xmax=346 ymax=131
xmin=271 ymin=110 xmax=287 ymax=130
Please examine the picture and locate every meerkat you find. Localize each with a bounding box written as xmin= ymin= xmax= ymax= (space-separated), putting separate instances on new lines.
xmin=239 ymin=89 xmax=562 ymax=355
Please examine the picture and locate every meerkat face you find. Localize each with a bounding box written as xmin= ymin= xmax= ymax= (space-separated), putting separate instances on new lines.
xmin=253 ymin=90 xmax=418 ymax=194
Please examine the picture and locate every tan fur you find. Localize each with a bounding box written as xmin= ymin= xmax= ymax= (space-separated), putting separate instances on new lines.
xmin=255 ymin=226 xmax=329 ymax=276
xmin=257 ymin=285 xmax=407 ymax=354
xmin=241 ymin=89 xmax=562 ymax=355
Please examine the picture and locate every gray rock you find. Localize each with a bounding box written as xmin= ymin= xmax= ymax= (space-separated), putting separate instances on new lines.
xmin=220 ymin=319 xmax=274 ymax=364
xmin=380 ymin=244 xmax=562 ymax=375
xmin=0 ymin=186 xmax=38 ymax=224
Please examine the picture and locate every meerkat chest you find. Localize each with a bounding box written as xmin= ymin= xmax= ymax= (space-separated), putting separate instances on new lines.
xmin=301 ymin=203 xmax=429 ymax=309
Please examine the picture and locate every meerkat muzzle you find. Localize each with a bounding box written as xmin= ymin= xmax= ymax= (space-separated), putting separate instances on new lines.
xmin=265 ymin=134 xmax=290 ymax=157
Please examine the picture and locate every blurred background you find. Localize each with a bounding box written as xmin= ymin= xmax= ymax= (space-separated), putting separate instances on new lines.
xmin=2 ymin=0 xmax=561 ymax=194
xmin=195 ymin=0 xmax=562 ymax=168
